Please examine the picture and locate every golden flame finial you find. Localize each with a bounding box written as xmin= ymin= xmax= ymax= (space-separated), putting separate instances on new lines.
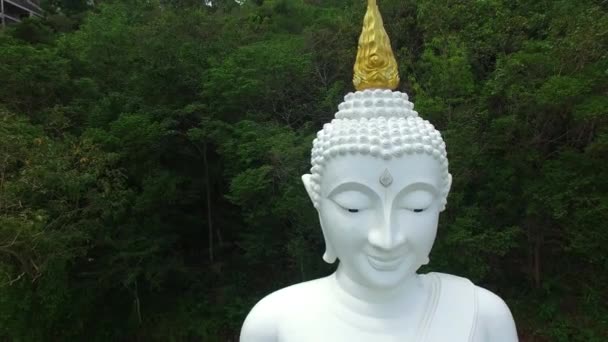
xmin=353 ymin=0 xmax=400 ymax=91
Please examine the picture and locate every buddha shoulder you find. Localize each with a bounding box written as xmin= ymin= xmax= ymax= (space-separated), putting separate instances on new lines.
xmin=240 ymin=277 xmax=329 ymax=341
xmin=473 ymin=284 xmax=518 ymax=342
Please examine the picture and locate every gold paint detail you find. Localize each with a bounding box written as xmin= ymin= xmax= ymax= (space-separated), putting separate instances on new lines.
xmin=353 ymin=0 xmax=400 ymax=91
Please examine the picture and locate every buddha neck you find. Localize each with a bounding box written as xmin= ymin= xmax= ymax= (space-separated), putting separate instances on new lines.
xmin=331 ymin=263 xmax=427 ymax=319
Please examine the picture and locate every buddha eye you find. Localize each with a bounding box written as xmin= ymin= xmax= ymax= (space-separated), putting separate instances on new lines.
xmin=398 ymin=190 xmax=435 ymax=213
xmin=328 ymin=189 xmax=372 ymax=214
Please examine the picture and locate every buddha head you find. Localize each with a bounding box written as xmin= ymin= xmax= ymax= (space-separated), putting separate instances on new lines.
xmin=301 ymin=0 xmax=452 ymax=290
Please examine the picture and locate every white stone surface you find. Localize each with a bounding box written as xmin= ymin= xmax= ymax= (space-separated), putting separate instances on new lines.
xmin=240 ymin=91 xmax=518 ymax=342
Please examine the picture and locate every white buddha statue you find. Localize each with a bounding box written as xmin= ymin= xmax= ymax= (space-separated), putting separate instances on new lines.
xmin=240 ymin=1 xmax=518 ymax=341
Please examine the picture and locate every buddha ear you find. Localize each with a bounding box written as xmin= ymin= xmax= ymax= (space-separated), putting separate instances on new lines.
xmin=447 ymin=173 xmax=453 ymax=194
xmin=301 ymin=174 xmax=337 ymax=264
xmin=301 ymin=174 xmax=316 ymax=205
xmin=440 ymin=173 xmax=453 ymax=212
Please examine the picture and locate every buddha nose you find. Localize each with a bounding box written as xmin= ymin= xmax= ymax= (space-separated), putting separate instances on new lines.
xmin=367 ymin=210 xmax=406 ymax=251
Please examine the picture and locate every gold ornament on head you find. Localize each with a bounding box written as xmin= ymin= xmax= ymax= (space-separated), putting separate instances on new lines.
xmin=353 ymin=0 xmax=400 ymax=91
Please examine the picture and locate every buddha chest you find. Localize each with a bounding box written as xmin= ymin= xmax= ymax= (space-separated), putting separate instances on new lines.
xmin=275 ymin=273 xmax=478 ymax=342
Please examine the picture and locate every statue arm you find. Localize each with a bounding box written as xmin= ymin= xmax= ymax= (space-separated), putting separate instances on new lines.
xmin=239 ymin=295 xmax=279 ymax=342
xmin=474 ymin=286 xmax=519 ymax=342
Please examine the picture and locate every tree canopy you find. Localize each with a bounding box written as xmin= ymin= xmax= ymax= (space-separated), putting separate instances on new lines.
xmin=1 ymin=0 xmax=607 ymax=340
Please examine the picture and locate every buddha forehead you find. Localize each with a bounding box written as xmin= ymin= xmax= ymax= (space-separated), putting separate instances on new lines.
xmin=319 ymin=153 xmax=443 ymax=197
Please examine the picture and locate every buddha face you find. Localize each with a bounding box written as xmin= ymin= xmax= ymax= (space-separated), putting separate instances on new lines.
xmin=303 ymin=153 xmax=450 ymax=289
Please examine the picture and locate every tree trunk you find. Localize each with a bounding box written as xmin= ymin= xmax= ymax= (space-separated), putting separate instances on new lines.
xmin=203 ymin=142 xmax=214 ymax=262
xmin=533 ymin=232 xmax=542 ymax=289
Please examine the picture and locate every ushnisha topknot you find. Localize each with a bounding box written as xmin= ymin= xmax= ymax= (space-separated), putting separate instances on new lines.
xmin=308 ymin=89 xmax=451 ymax=211
xmin=353 ymin=0 xmax=400 ymax=90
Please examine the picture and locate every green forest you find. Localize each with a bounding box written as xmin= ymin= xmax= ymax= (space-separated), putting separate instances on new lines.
xmin=1 ymin=0 xmax=607 ymax=340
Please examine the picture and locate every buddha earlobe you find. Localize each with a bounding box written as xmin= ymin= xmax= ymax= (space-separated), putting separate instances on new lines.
xmin=322 ymin=225 xmax=337 ymax=263
xmin=319 ymin=217 xmax=337 ymax=264
xmin=323 ymin=248 xmax=337 ymax=264
xmin=422 ymin=256 xmax=430 ymax=265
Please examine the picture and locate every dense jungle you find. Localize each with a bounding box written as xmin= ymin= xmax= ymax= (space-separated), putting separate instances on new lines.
xmin=0 ymin=0 xmax=607 ymax=340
